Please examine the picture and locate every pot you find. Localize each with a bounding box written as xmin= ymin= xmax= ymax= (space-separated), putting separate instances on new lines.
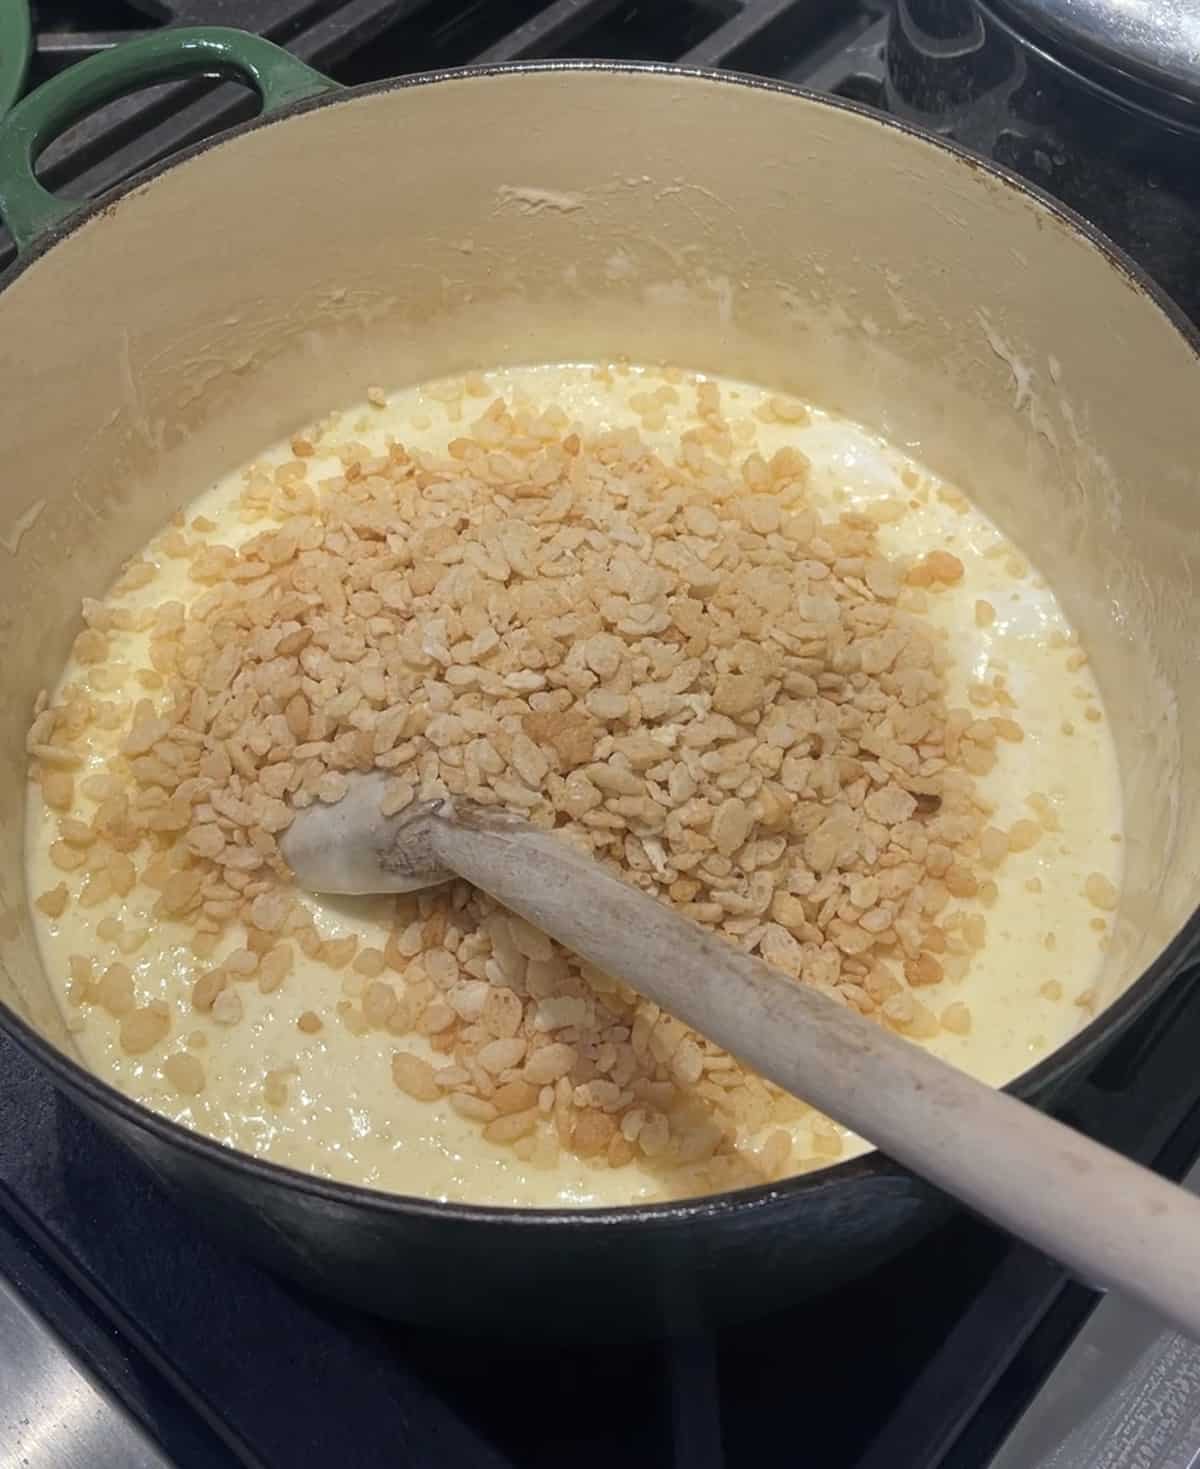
xmin=1 ymin=27 xmax=1199 ymax=1340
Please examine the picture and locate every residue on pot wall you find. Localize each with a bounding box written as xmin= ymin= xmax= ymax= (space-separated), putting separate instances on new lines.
xmin=979 ymin=312 xmax=1035 ymax=416
xmin=0 ymin=498 xmax=45 ymax=556
xmin=495 ymin=185 xmax=586 ymax=214
xmin=976 ymin=311 xmax=1062 ymax=453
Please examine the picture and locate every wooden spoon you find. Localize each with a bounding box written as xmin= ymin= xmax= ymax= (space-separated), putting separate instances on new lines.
xmin=281 ymin=779 xmax=1200 ymax=1340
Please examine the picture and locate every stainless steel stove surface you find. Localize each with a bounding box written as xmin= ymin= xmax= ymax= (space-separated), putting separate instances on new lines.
xmin=6 ymin=4 xmax=1200 ymax=1467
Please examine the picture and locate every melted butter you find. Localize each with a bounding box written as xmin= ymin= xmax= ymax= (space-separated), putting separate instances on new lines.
xmin=26 ymin=364 xmax=1122 ymax=1206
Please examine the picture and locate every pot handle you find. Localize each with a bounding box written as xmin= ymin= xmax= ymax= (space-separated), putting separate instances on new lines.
xmin=0 ymin=1 xmax=32 ymax=121
xmin=0 ymin=26 xmax=338 ymax=255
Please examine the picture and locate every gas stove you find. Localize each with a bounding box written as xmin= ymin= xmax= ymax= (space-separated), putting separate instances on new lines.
xmin=5 ymin=4 xmax=1200 ymax=1467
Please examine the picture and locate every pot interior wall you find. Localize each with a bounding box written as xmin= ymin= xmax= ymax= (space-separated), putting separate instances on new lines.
xmin=1 ymin=68 xmax=1197 ymax=1075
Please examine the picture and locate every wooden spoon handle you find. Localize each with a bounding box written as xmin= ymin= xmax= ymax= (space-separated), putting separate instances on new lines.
xmin=429 ymin=808 xmax=1200 ymax=1340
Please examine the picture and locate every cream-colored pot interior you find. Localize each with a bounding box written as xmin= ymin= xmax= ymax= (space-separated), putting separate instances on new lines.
xmin=1 ymin=67 xmax=1198 ymax=1076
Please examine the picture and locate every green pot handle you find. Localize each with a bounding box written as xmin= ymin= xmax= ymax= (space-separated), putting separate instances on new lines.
xmin=0 ymin=25 xmax=338 ymax=256
xmin=0 ymin=1 xmax=31 ymax=121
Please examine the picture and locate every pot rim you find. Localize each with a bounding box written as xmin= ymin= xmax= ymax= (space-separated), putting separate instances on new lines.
xmin=4 ymin=57 xmax=1199 ymax=1230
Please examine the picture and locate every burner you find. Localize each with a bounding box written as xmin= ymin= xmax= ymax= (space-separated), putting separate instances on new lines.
xmin=885 ymin=0 xmax=1200 ymax=323
xmin=991 ymin=0 xmax=1200 ymax=114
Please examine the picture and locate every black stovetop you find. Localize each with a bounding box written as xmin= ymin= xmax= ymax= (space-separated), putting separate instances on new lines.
xmin=7 ymin=4 xmax=1200 ymax=1466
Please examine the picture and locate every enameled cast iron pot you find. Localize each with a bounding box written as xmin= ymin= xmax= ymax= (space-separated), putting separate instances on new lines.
xmin=2 ymin=27 xmax=1199 ymax=1339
